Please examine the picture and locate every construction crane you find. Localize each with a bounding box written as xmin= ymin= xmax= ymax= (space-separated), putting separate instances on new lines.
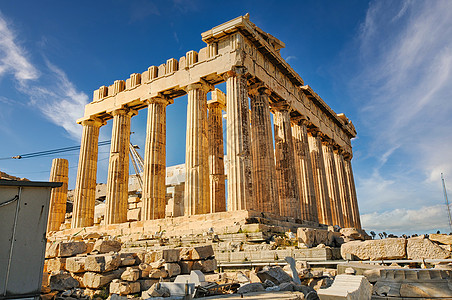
xmin=129 ymin=143 xmax=144 ymax=190
xmin=441 ymin=173 xmax=452 ymax=232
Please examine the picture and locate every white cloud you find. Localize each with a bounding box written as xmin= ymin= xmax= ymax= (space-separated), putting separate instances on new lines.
xmin=348 ymin=0 xmax=452 ymax=233
xmin=0 ymin=13 xmax=88 ymax=139
xmin=361 ymin=205 xmax=450 ymax=234
xmin=0 ymin=14 xmax=38 ymax=81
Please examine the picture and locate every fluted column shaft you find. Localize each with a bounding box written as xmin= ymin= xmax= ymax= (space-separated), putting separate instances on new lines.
xmin=344 ymin=156 xmax=362 ymax=228
xmin=47 ymin=158 xmax=69 ymax=232
xmin=105 ymin=108 xmax=135 ymax=224
xmin=249 ymin=85 xmax=279 ymax=215
xmin=334 ymin=149 xmax=354 ymax=228
xmin=292 ymin=119 xmax=318 ymax=222
xmin=225 ymin=67 xmax=254 ymax=211
xmin=308 ymin=130 xmax=333 ymax=225
xmin=322 ymin=140 xmax=344 ymax=227
xmin=185 ymin=83 xmax=211 ymax=215
xmin=142 ymin=97 xmax=172 ymax=220
xmin=274 ymin=105 xmax=301 ymax=219
xmin=72 ymin=118 xmax=104 ymax=228
xmin=208 ymin=101 xmax=226 ymax=213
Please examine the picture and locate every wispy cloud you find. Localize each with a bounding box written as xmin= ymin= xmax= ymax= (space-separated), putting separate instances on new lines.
xmin=0 ymin=13 xmax=88 ymax=139
xmin=347 ymin=0 xmax=452 ymax=233
xmin=0 ymin=15 xmax=38 ymax=82
xmin=361 ymin=205 xmax=450 ymax=234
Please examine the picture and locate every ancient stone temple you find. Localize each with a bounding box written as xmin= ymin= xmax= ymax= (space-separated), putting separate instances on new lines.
xmin=70 ymin=15 xmax=361 ymax=231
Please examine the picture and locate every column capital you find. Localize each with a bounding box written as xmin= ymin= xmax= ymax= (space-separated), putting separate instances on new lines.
xmin=146 ymin=95 xmax=173 ymax=106
xmin=248 ymin=82 xmax=271 ymax=97
xmin=80 ymin=117 xmax=106 ymax=127
xmin=321 ymin=135 xmax=334 ymax=146
xmin=291 ymin=114 xmax=309 ymax=126
xmin=110 ymin=107 xmax=138 ymax=117
xmin=343 ymin=152 xmax=353 ymax=160
xmin=270 ymin=101 xmax=292 ymax=113
xmin=207 ymin=101 xmax=224 ymax=110
xmin=307 ymin=126 xmax=321 ymax=137
xmin=223 ymin=66 xmax=248 ymax=80
xmin=185 ymin=80 xmax=213 ymax=93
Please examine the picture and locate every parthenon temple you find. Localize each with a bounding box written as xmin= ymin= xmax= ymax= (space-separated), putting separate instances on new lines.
xmin=68 ymin=15 xmax=361 ymax=233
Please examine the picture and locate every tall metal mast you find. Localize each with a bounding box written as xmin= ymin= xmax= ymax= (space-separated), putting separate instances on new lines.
xmin=441 ymin=173 xmax=452 ymax=232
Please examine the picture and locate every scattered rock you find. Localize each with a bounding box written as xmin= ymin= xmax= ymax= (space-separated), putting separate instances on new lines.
xmin=407 ymin=237 xmax=451 ymax=259
xmin=59 ymin=242 xmax=87 ymax=257
xmin=142 ymin=283 xmax=170 ymax=298
xmin=109 ymin=279 xmax=140 ymax=295
xmin=49 ymin=272 xmax=79 ymax=291
xmin=257 ymin=266 xmax=293 ymax=285
xmin=341 ymin=238 xmax=407 ymax=260
xmin=93 ymin=239 xmax=121 ymax=253
xmin=237 ymin=282 xmax=265 ymax=294
xmin=120 ymin=266 xmax=140 ymax=281
xmin=429 ymin=233 xmax=452 ymax=245
xmin=84 ymin=254 xmax=121 ymax=272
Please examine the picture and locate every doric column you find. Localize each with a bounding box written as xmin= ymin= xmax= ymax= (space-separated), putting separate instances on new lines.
xmin=344 ymin=154 xmax=362 ymax=229
xmin=224 ymin=67 xmax=254 ymax=211
xmin=184 ymin=83 xmax=211 ymax=215
xmin=334 ymin=148 xmax=354 ymax=228
xmin=207 ymin=91 xmax=226 ymax=213
xmin=105 ymin=108 xmax=136 ymax=224
xmin=291 ymin=117 xmax=318 ymax=222
xmin=249 ymin=84 xmax=279 ymax=215
xmin=72 ymin=117 xmax=104 ymax=228
xmin=142 ymin=97 xmax=173 ymax=220
xmin=273 ymin=103 xmax=301 ymax=219
xmin=307 ymin=129 xmax=333 ymax=225
xmin=47 ymin=158 xmax=69 ymax=232
xmin=322 ymin=138 xmax=344 ymax=227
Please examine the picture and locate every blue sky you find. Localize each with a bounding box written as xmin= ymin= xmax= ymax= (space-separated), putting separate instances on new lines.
xmin=0 ymin=1 xmax=451 ymax=235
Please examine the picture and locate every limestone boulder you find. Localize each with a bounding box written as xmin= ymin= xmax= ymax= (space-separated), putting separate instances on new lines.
xmin=298 ymin=228 xmax=316 ymax=248
xmin=83 ymin=269 xmax=123 ymax=288
xmin=164 ymin=263 xmax=181 ymax=277
xmin=49 ymin=272 xmax=79 ymax=291
xmin=429 ymin=234 xmax=452 ymax=245
xmin=109 ymin=279 xmax=140 ymax=295
xmin=65 ymin=257 xmax=86 ymax=273
xmin=317 ymin=274 xmax=372 ymax=300
xmin=257 ymin=266 xmax=293 ymax=285
xmin=58 ymin=241 xmax=87 ymax=257
xmin=119 ymin=253 xmax=137 ymax=266
xmin=340 ymin=238 xmax=407 ymax=260
xmin=142 ymin=283 xmax=170 ymax=298
xmin=84 ymin=253 xmax=121 ymax=272
xmin=156 ymin=249 xmax=180 ymax=263
xmin=407 ymin=237 xmax=451 ymax=259
xmin=46 ymin=258 xmax=66 ymax=273
xmin=93 ymin=239 xmax=121 ymax=253
xmin=340 ymin=228 xmax=371 ymax=241
xmin=237 ymin=282 xmax=265 ymax=294
xmin=192 ymin=258 xmax=217 ymax=273
xmin=192 ymin=245 xmax=214 ymax=260
xmin=120 ymin=266 xmax=140 ymax=281
xmin=148 ymin=268 xmax=168 ymax=279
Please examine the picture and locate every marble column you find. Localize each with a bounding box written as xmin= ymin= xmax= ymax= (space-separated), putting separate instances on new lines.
xmin=72 ymin=117 xmax=104 ymax=228
xmin=207 ymin=98 xmax=226 ymax=213
xmin=273 ymin=103 xmax=301 ymax=219
xmin=105 ymin=108 xmax=136 ymax=224
xmin=249 ymin=84 xmax=279 ymax=215
xmin=291 ymin=118 xmax=318 ymax=222
xmin=185 ymin=83 xmax=211 ymax=215
xmin=142 ymin=97 xmax=173 ymax=220
xmin=47 ymin=158 xmax=69 ymax=232
xmin=308 ymin=129 xmax=333 ymax=225
xmin=344 ymin=154 xmax=362 ymax=229
xmin=322 ymin=138 xmax=344 ymax=227
xmin=224 ymin=67 xmax=254 ymax=211
xmin=334 ymin=149 xmax=354 ymax=228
